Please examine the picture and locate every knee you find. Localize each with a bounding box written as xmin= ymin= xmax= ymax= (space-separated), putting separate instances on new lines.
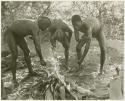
xmin=100 ymin=47 xmax=106 ymax=56
xmin=101 ymin=46 xmax=106 ymax=52
xmin=24 ymin=49 xmax=30 ymax=57
xmin=76 ymin=45 xmax=81 ymax=51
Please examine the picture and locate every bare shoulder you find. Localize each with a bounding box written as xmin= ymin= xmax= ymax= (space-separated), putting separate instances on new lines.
xmin=14 ymin=19 xmax=36 ymax=26
xmin=51 ymin=19 xmax=67 ymax=26
xmin=13 ymin=19 xmax=38 ymax=30
xmin=84 ymin=17 xmax=100 ymax=24
xmin=83 ymin=17 xmax=101 ymax=29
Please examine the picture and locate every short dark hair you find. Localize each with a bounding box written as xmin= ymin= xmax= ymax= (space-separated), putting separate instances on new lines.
xmin=38 ymin=16 xmax=51 ymax=31
xmin=71 ymin=15 xmax=81 ymax=25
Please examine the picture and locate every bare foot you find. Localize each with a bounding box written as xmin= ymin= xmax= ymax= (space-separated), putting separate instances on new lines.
xmin=40 ymin=60 xmax=46 ymax=66
xmin=98 ymin=70 xmax=105 ymax=75
xmin=98 ymin=72 xmax=102 ymax=76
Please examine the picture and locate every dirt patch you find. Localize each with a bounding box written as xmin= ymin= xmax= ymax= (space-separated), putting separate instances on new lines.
xmin=1 ymin=39 xmax=123 ymax=100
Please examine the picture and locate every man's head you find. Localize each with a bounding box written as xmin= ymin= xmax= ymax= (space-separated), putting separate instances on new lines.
xmin=50 ymin=28 xmax=64 ymax=47
xmin=38 ymin=16 xmax=51 ymax=31
xmin=71 ymin=15 xmax=82 ymax=30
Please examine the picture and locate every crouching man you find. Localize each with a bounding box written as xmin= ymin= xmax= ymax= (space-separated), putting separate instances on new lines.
xmin=48 ymin=19 xmax=72 ymax=69
xmin=4 ymin=16 xmax=51 ymax=87
xmin=71 ymin=15 xmax=106 ymax=74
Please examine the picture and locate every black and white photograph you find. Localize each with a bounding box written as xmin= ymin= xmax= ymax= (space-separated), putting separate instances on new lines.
xmin=1 ymin=0 xmax=124 ymax=100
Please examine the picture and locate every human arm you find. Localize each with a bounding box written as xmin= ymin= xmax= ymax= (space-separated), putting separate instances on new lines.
xmin=74 ymin=26 xmax=80 ymax=42
xmin=78 ymin=28 xmax=92 ymax=65
xmin=32 ymin=30 xmax=46 ymax=66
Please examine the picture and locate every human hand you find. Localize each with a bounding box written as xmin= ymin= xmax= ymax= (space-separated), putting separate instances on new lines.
xmin=40 ymin=60 xmax=46 ymax=66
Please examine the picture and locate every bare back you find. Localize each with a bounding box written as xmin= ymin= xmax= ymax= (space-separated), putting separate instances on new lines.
xmin=80 ymin=17 xmax=102 ymax=37
xmin=7 ymin=19 xmax=39 ymax=37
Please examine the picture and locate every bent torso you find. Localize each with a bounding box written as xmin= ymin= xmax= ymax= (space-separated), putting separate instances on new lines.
xmin=7 ymin=19 xmax=39 ymax=37
xmin=80 ymin=17 xmax=102 ymax=37
xmin=49 ymin=19 xmax=71 ymax=42
xmin=49 ymin=19 xmax=70 ymax=33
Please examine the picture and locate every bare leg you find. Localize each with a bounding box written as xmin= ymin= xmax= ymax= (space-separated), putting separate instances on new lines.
xmin=96 ymin=31 xmax=106 ymax=74
xmin=64 ymin=47 xmax=69 ymax=69
xmin=63 ymin=38 xmax=70 ymax=70
xmin=1 ymin=81 xmax=7 ymax=99
xmin=76 ymin=38 xmax=86 ymax=63
xmin=7 ymin=33 xmax=18 ymax=87
xmin=17 ymin=38 xmax=38 ymax=76
xmin=79 ymin=39 xmax=91 ymax=65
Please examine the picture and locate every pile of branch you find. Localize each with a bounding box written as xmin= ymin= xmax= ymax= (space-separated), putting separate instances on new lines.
xmin=30 ymin=71 xmax=77 ymax=100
